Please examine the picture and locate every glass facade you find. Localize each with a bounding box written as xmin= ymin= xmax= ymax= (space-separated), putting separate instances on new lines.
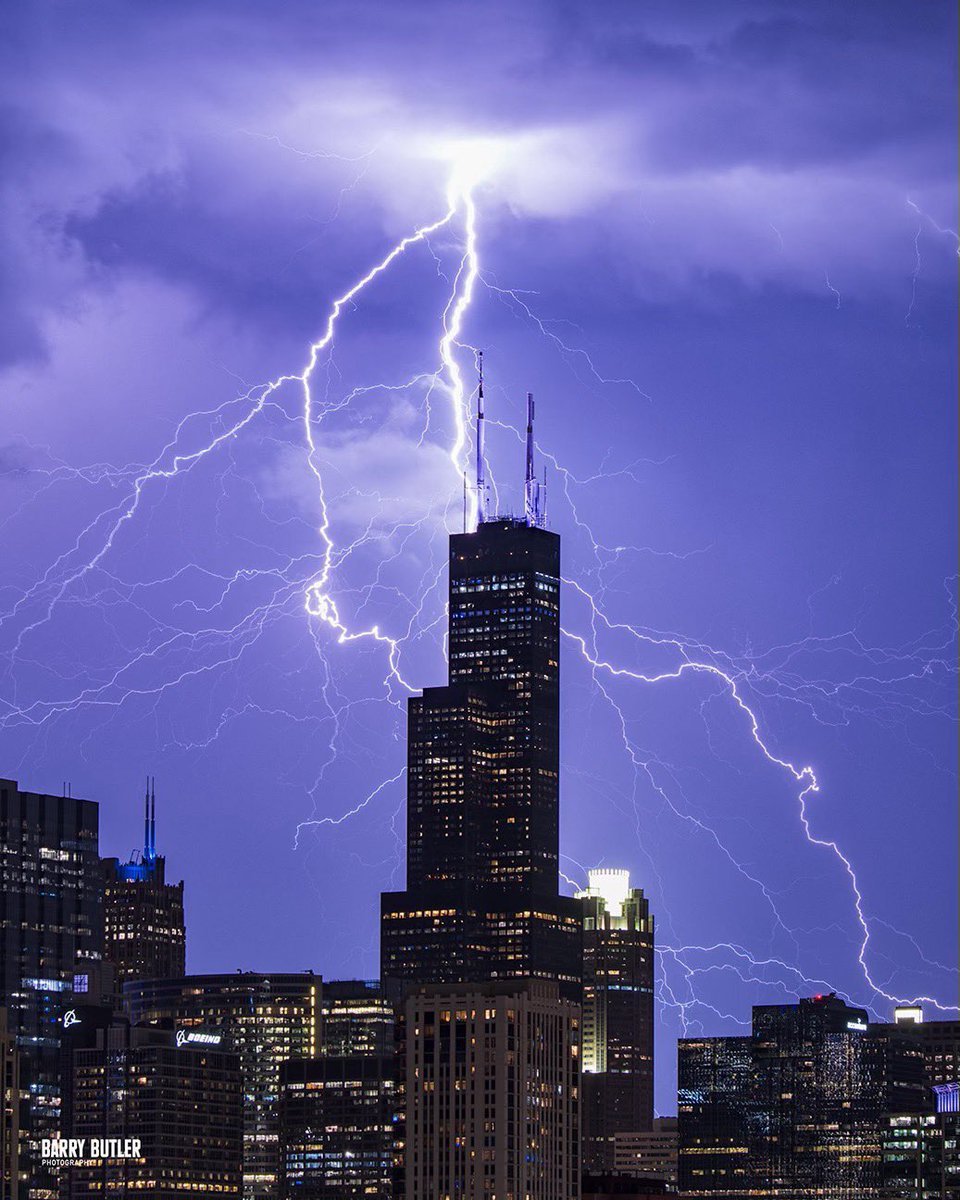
xmin=123 ymin=972 xmax=319 ymax=1199
xmin=381 ymin=519 xmax=581 ymax=998
xmin=678 ymin=994 xmax=931 ymax=1197
xmin=0 ymin=778 xmax=103 ymax=1197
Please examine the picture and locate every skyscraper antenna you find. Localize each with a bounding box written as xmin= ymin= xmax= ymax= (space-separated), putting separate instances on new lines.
xmin=524 ymin=392 xmax=542 ymax=527
xmin=144 ymin=776 xmax=151 ymax=861
xmin=475 ymin=351 xmax=487 ymax=527
xmin=147 ymin=776 xmax=157 ymax=863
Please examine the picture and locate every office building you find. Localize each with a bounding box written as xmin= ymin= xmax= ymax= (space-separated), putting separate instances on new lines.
xmin=102 ymin=780 xmax=185 ymax=985
xmin=124 ymin=972 xmax=319 ymax=1199
xmin=612 ymin=1117 xmax=678 ymax=1186
xmin=576 ymin=868 xmax=655 ymax=1170
xmin=320 ymin=978 xmax=395 ymax=1056
xmin=0 ymin=777 xmax=103 ymax=1196
xmin=678 ymin=993 xmax=930 ymax=1197
xmin=882 ymin=1108 xmax=960 ymax=1198
xmin=884 ymin=1005 xmax=960 ymax=1088
xmin=278 ymin=980 xmax=397 ymax=1198
xmin=677 ymin=1032 xmax=753 ymax=1196
xmin=401 ymin=978 xmax=581 ymax=1200
xmin=59 ymin=1006 xmax=241 ymax=1197
xmin=1 ymin=1008 xmax=22 ymax=1200
xmin=278 ymin=1052 xmax=396 ymax=1197
xmin=381 ymin=392 xmax=582 ymax=999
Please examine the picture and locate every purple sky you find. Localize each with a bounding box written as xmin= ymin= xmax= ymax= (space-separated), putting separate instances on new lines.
xmin=2 ymin=1 xmax=957 ymax=1111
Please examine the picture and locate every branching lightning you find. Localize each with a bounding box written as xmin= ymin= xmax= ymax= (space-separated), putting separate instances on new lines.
xmin=0 ymin=143 xmax=956 ymax=1039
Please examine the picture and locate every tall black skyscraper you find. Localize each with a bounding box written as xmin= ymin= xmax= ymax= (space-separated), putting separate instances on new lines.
xmin=381 ymin=388 xmax=581 ymax=997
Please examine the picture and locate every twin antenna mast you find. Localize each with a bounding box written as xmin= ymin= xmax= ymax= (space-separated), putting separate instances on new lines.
xmin=466 ymin=351 xmax=546 ymax=531
xmin=144 ymin=775 xmax=157 ymax=864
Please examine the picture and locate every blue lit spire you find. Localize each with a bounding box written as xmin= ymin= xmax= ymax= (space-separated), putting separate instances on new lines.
xmin=144 ymin=776 xmax=157 ymax=865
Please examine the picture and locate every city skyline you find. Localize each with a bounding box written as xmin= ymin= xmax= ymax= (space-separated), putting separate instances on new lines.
xmin=1 ymin=0 xmax=957 ymax=1119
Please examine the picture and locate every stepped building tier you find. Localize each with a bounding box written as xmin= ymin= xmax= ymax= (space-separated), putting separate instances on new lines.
xmin=380 ymin=501 xmax=582 ymax=997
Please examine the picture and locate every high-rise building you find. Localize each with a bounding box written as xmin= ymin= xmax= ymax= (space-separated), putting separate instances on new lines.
xmin=882 ymin=1005 xmax=960 ymax=1089
xmin=278 ymin=1053 xmax=396 ymax=1198
xmin=59 ymin=1006 xmax=242 ymax=1198
xmin=278 ymin=980 xmax=397 ymax=1198
xmin=678 ymin=993 xmax=930 ymax=1197
xmin=381 ymin=392 xmax=581 ymax=998
xmin=0 ymin=1008 xmax=22 ymax=1200
xmin=400 ymin=978 xmax=581 ymax=1200
xmin=320 ymin=978 xmax=396 ymax=1056
xmin=882 ymin=1108 xmax=960 ymax=1199
xmin=576 ymin=868 xmax=655 ymax=1170
xmin=612 ymin=1117 xmax=678 ymax=1186
xmin=677 ymin=1032 xmax=753 ymax=1195
xmin=123 ymin=972 xmax=320 ymax=1199
xmin=0 ymin=777 xmax=103 ymax=1195
xmin=102 ymin=780 xmax=185 ymax=985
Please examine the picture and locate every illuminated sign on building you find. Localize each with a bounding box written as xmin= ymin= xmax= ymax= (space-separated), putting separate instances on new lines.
xmin=176 ymin=1028 xmax=223 ymax=1048
xmin=62 ymin=1010 xmax=80 ymax=1029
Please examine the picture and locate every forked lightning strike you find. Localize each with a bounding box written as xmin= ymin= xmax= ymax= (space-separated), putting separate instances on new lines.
xmin=0 ymin=151 xmax=955 ymax=1029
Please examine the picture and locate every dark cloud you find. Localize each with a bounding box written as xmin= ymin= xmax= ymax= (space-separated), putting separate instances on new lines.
xmin=0 ymin=0 xmax=955 ymax=1113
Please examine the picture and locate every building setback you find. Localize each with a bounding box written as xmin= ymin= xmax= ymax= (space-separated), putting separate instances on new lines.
xmin=576 ymin=868 xmax=655 ymax=1171
xmin=123 ymin=972 xmax=319 ymax=1200
xmin=0 ymin=778 xmax=103 ymax=1196
xmin=678 ymin=993 xmax=930 ymax=1197
xmin=381 ymin=474 xmax=582 ymax=998
xmin=401 ymin=978 xmax=581 ymax=1200
xmin=101 ymin=780 xmax=185 ymax=986
xmin=59 ymin=1008 xmax=242 ymax=1198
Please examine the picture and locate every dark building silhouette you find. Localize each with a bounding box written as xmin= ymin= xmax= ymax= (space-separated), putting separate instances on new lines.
xmin=278 ymin=980 xmax=397 ymax=1198
xmin=0 ymin=1008 xmax=22 ymax=1200
xmin=576 ymin=868 xmax=655 ymax=1171
xmin=581 ymin=1177 xmax=669 ymax=1198
xmin=124 ymin=972 xmax=320 ymax=1199
xmin=380 ymin=394 xmax=581 ymax=996
xmin=0 ymin=778 xmax=103 ymax=1196
xmin=677 ymin=1031 xmax=753 ymax=1194
xmin=101 ymin=780 xmax=185 ymax=986
xmin=678 ymin=993 xmax=930 ymax=1197
xmin=278 ymin=1054 xmax=396 ymax=1198
xmin=59 ymin=1006 xmax=242 ymax=1198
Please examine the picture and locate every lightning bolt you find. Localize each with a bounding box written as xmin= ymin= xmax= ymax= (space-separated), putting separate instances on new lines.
xmin=0 ymin=149 xmax=955 ymax=1036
